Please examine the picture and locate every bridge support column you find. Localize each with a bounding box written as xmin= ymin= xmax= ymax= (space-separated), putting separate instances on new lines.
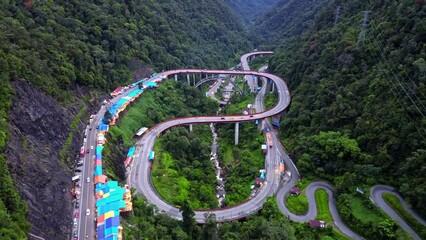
xmin=193 ymin=74 xmax=196 ymax=86
xmin=235 ymin=122 xmax=239 ymax=145
xmin=268 ymin=79 xmax=274 ymax=92
xmin=271 ymin=81 xmax=275 ymax=92
xmin=187 ymin=75 xmax=190 ymax=86
xmin=189 ymin=124 xmax=193 ymax=132
xmin=174 ymin=74 xmax=178 ymax=81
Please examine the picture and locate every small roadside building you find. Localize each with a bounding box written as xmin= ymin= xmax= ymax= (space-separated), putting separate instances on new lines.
xmin=290 ymin=187 xmax=301 ymax=196
xmin=309 ymin=220 xmax=326 ymax=228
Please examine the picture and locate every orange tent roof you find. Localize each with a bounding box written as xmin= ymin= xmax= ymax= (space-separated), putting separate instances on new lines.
xmin=94 ymin=175 xmax=107 ymax=184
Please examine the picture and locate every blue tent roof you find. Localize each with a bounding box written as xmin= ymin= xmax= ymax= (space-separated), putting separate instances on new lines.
xmin=106 ymin=218 xmax=113 ymax=228
xmin=98 ymin=225 xmax=105 ymax=239
xmin=96 ymin=145 xmax=104 ymax=155
xmin=97 ymin=201 xmax=123 ymax=215
xmin=105 ymin=235 xmax=118 ymax=240
xmin=99 ymin=124 xmax=109 ymax=131
xmin=94 ymin=166 xmax=103 ymax=176
xmin=105 ymin=227 xmax=118 ymax=236
xmin=127 ymin=147 xmax=135 ymax=157
xmin=111 ymin=215 xmax=120 ymax=226
xmin=95 ymin=183 xmax=107 ymax=193
xmin=127 ymin=89 xmax=142 ymax=98
xmin=96 ymin=189 xmax=126 ymax=207
xmin=144 ymin=82 xmax=157 ymax=88
xmin=107 ymin=181 xmax=119 ymax=188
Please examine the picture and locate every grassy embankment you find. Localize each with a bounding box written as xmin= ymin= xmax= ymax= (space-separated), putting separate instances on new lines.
xmin=59 ymin=104 xmax=87 ymax=169
xmin=285 ymin=179 xmax=309 ymax=214
xmin=315 ymin=189 xmax=352 ymax=240
xmin=337 ymin=192 xmax=410 ymax=239
xmin=383 ymin=193 xmax=426 ymax=239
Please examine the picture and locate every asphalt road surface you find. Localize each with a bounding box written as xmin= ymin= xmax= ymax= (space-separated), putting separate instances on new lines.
xmin=74 ymin=51 xmax=425 ymax=240
xmin=371 ymin=185 xmax=425 ymax=240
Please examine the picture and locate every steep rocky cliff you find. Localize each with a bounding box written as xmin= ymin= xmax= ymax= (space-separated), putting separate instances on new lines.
xmin=5 ymin=79 xmax=105 ymax=239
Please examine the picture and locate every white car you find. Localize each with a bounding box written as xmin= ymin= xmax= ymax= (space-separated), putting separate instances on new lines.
xmin=86 ymin=209 xmax=90 ymax=215
xmin=87 ymin=177 xmax=90 ymax=183
xmin=90 ymin=146 xmax=94 ymax=150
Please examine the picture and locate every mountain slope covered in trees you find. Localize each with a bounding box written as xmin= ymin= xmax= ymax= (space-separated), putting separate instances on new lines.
xmin=225 ymin=0 xmax=279 ymax=26
xmin=0 ymin=0 xmax=250 ymax=237
xmin=251 ymin=0 xmax=328 ymax=46
xmin=254 ymin=0 xmax=426 ymax=219
xmin=0 ymin=0 xmax=251 ymax=99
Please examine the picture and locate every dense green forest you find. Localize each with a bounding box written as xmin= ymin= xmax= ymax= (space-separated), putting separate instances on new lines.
xmin=124 ymin=194 xmax=298 ymax=240
xmin=254 ymin=0 xmax=426 ymax=219
xmin=153 ymin=125 xmax=217 ymax=209
xmin=225 ymin=0 xmax=278 ymax=26
xmin=0 ymin=80 xmax=30 ymax=239
xmin=251 ymin=0 xmax=328 ymax=47
xmin=216 ymin=93 xmax=265 ymax=206
xmin=0 ymin=1 xmax=250 ymax=100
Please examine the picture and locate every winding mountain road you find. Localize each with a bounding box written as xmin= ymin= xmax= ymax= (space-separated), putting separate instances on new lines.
xmin=128 ymin=66 xmax=291 ymax=223
xmin=371 ymin=185 xmax=425 ymax=240
xmin=76 ymin=51 xmax=425 ymax=240
xmin=277 ymin=181 xmax=362 ymax=239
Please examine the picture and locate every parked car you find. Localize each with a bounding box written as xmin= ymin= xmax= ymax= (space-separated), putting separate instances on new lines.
xmin=87 ymin=177 xmax=90 ymax=183
xmin=74 ymin=212 xmax=79 ymax=218
xmin=86 ymin=209 xmax=90 ymax=215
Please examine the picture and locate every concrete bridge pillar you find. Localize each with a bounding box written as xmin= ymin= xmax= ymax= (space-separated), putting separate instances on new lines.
xmin=189 ymin=124 xmax=193 ymax=132
xmin=174 ymin=74 xmax=178 ymax=81
xmin=193 ymin=74 xmax=196 ymax=86
xmin=235 ymin=122 xmax=239 ymax=145
xmin=271 ymin=110 xmax=288 ymax=129
xmin=187 ymin=75 xmax=190 ymax=86
xmin=268 ymin=79 xmax=274 ymax=92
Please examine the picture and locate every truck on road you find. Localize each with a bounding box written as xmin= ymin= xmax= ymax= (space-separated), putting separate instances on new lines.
xmin=280 ymin=160 xmax=285 ymax=175
xmin=261 ymin=144 xmax=267 ymax=154
xmin=149 ymin=151 xmax=155 ymax=162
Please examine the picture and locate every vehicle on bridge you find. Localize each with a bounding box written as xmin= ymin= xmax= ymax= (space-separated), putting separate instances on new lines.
xmin=272 ymin=121 xmax=280 ymax=128
xmin=135 ymin=127 xmax=149 ymax=137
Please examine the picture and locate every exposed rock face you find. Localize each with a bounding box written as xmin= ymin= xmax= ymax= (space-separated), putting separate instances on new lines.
xmin=5 ymin=79 xmax=104 ymax=239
